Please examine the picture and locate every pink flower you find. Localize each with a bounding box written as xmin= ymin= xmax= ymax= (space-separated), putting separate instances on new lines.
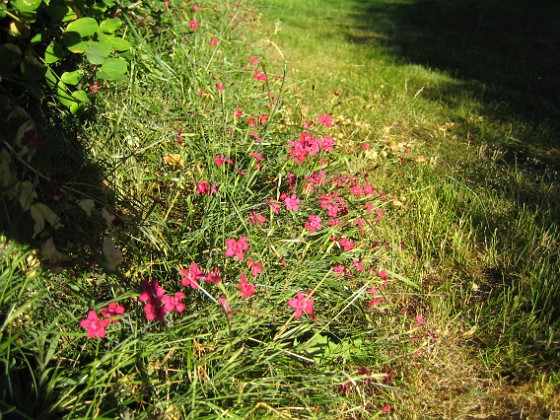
xmin=353 ymin=258 xmax=364 ymax=272
xmin=225 ymin=236 xmax=249 ymax=260
xmin=139 ymin=279 xmax=166 ymax=321
xmin=304 ymin=215 xmax=322 ymax=233
xmin=100 ymin=302 xmax=125 ymax=322
xmin=288 ymin=292 xmax=315 ymax=319
xmin=259 ymin=114 xmax=268 ymax=125
xmin=247 ymin=259 xmax=263 ymax=276
xmin=338 ymin=237 xmax=355 ymax=252
xmin=163 ymin=1 xmax=169 ymax=8
xmin=162 ymin=292 xmax=186 ymax=313
xmin=88 ymin=82 xmax=101 ymax=94
xmin=199 ymin=90 xmax=205 ymax=98
xmin=248 ymin=55 xmax=259 ymax=65
xmin=237 ymin=273 xmax=255 ymax=299
xmin=317 ymin=114 xmax=333 ymax=127
xmin=376 ymin=208 xmax=383 ymax=222
xmin=192 ymin=4 xmax=199 ymax=12
xmin=205 ymin=267 xmax=221 ymax=284
xmin=196 ymin=180 xmax=219 ymax=195
xmin=216 ymin=83 xmax=224 ymax=91
xmin=266 ymin=199 xmax=281 ymax=214
xmin=248 ymin=211 xmax=267 ymax=226
xmin=180 ymin=263 xmax=204 ymax=289
xmin=283 ymin=193 xmax=300 ymax=212
xmin=214 ymin=156 xmax=228 ymax=166
xmin=415 ymin=314 xmax=424 ymax=328
xmin=249 ymin=131 xmax=262 ymax=142
xmin=234 ymin=108 xmax=243 ymax=118
xmin=209 ymin=38 xmax=218 ymax=47
xmin=218 ymin=296 xmax=232 ymax=318
xmin=252 ymin=71 xmax=267 ymax=81
xmin=189 ymin=19 xmax=199 ymax=30
xmin=378 ymin=269 xmax=388 ymax=280
xmin=80 ymin=311 xmax=111 ymax=338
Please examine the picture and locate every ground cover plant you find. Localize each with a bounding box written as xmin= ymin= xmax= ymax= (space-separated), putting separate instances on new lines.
xmin=1 ymin=0 xmax=559 ymax=418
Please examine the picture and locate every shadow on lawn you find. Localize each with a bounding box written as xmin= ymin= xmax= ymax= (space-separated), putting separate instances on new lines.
xmin=346 ymin=0 xmax=560 ymax=374
xmin=0 ymin=94 xmax=113 ymax=267
xmin=347 ymin=0 xmax=560 ymax=162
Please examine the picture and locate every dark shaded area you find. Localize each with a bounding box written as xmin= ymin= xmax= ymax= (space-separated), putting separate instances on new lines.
xmin=0 ymin=94 xmax=110 ymax=261
xmin=348 ymin=0 xmax=560 ymax=153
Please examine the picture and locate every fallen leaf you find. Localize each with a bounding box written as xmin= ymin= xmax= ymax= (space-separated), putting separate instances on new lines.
xmin=77 ymin=199 xmax=95 ymax=216
xmin=163 ymin=153 xmax=184 ymax=167
xmin=102 ymin=236 xmax=123 ymax=270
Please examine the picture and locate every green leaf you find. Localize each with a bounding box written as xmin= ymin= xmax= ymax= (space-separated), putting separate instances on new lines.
xmin=0 ymin=3 xmax=7 ymax=18
xmin=72 ymin=90 xmax=90 ymax=103
xmin=30 ymin=32 xmax=42 ymax=45
xmin=56 ymin=83 xmax=74 ymax=107
xmin=61 ymin=70 xmax=83 ymax=85
xmin=96 ymin=57 xmax=127 ymax=81
xmin=62 ymin=32 xmax=89 ymax=53
xmin=48 ymin=4 xmax=77 ymax=22
xmin=85 ymin=41 xmax=111 ymax=65
xmin=14 ymin=0 xmax=42 ymax=13
xmin=65 ymin=17 xmax=98 ymax=38
xmin=386 ymin=269 xmax=421 ymax=290
xmin=99 ymin=18 xmax=121 ymax=34
xmin=44 ymin=41 xmax=64 ymax=64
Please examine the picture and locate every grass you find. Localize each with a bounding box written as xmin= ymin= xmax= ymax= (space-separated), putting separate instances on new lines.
xmin=1 ymin=0 xmax=559 ymax=418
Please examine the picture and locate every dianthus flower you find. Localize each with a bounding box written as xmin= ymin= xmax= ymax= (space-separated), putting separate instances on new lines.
xmin=237 ymin=273 xmax=255 ymax=299
xmin=248 ymin=211 xmax=267 ymax=226
xmin=247 ymin=259 xmax=263 ymax=276
xmin=139 ymin=279 xmax=166 ymax=321
xmin=162 ymin=292 xmax=186 ymax=313
xmin=180 ymin=263 xmax=204 ymax=289
xmin=288 ymin=292 xmax=315 ymax=319
xmin=338 ymin=237 xmax=355 ymax=252
xmin=204 ymin=267 xmax=221 ymax=284
xmin=189 ymin=19 xmax=199 ymax=30
xmin=252 ymin=71 xmax=268 ymax=81
xmin=100 ymin=302 xmax=125 ymax=322
xmin=225 ymin=236 xmax=249 ymax=260
xmin=304 ymin=215 xmax=322 ymax=233
xmin=80 ymin=311 xmax=111 ymax=338
xmin=283 ymin=193 xmax=300 ymax=212
xmin=318 ymin=114 xmax=333 ymax=127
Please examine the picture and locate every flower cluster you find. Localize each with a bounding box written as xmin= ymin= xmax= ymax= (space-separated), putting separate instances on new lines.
xmin=139 ymin=280 xmax=186 ymax=321
xmin=287 ymin=132 xmax=334 ymax=164
xmin=80 ymin=301 xmax=125 ymax=339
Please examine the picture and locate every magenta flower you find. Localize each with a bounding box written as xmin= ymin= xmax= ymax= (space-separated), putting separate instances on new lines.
xmin=247 ymin=259 xmax=263 ymax=276
xmin=338 ymin=237 xmax=355 ymax=252
xmin=162 ymin=292 xmax=186 ymax=313
xmin=225 ymin=236 xmax=249 ymax=260
xmin=318 ymin=114 xmax=333 ymax=127
xmin=204 ymin=267 xmax=221 ymax=284
xmin=266 ymin=199 xmax=282 ymax=214
xmin=80 ymin=311 xmax=111 ymax=338
xmin=283 ymin=193 xmax=300 ymax=212
xmin=180 ymin=263 xmax=204 ymax=289
xmin=353 ymin=258 xmax=364 ymax=272
xmin=415 ymin=314 xmax=424 ymax=328
xmin=248 ymin=211 xmax=267 ymax=226
xmin=139 ymin=279 xmax=166 ymax=321
xmin=237 ymin=273 xmax=256 ymax=299
xmin=196 ymin=180 xmax=219 ymax=195
xmin=252 ymin=71 xmax=267 ymax=81
xmin=304 ymin=215 xmax=322 ymax=233
xmin=210 ymin=38 xmax=218 ymax=47
xmin=218 ymin=296 xmax=232 ymax=318
xmin=216 ymin=83 xmax=224 ymax=91
xmin=189 ymin=19 xmax=199 ymax=30
xmin=288 ymin=292 xmax=315 ymax=319
xmin=100 ymin=302 xmax=125 ymax=322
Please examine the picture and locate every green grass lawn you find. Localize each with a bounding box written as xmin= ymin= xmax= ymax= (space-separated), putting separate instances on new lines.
xmin=1 ymin=0 xmax=559 ymax=418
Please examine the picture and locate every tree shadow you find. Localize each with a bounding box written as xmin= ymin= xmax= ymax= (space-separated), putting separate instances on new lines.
xmin=347 ymin=0 xmax=560 ymax=159
xmin=1 ymin=92 xmax=115 ymax=269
